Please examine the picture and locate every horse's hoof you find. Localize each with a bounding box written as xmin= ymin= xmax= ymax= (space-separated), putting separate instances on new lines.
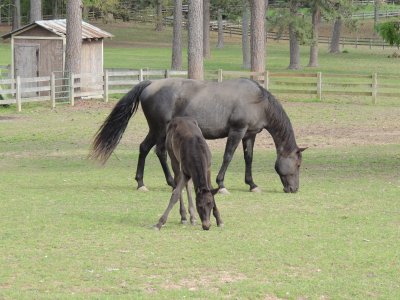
xmin=250 ymin=187 xmax=261 ymax=193
xmin=138 ymin=186 xmax=149 ymax=192
xmin=181 ymin=220 xmax=188 ymax=225
xmin=218 ymin=188 xmax=230 ymax=195
xmin=218 ymin=223 xmax=225 ymax=228
xmin=190 ymin=219 xmax=197 ymax=226
xmin=153 ymin=224 xmax=161 ymax=231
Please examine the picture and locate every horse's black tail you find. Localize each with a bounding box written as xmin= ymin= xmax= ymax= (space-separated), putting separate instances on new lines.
xmin=89 ymin=80 xmax=152 ymax=164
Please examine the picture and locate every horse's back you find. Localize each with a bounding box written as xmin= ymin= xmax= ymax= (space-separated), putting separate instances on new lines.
xmin=140 ymin=78 xmax=267 ymax=138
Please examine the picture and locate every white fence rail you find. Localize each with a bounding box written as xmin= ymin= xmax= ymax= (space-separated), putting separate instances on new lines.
xmin=0 ymin=69 xmax=188 ymax=111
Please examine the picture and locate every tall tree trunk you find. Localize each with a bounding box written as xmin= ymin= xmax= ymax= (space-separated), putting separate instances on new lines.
xmin=53 ymin=0 xmax=59 ymax=19
xmin=374 ymin=0 xmax=380 ymax=27
xmin=188 ymin=0 xmax=203 ymax=80
xmin=171 ymin=0 xmax=183 ymax=70
xmin=12 ymin=0 xmax=21 ymax=30
xmin=203 ymin=0 xmax=210 ymax=58
xmin=250 ymin=0 xmax=266 ymax=76
xmin=155 ymin=0 xmax=164 ymax=31
xmin=216 ymin=8 xmax=224 ymax=48
xmin=330 ymin=17 xmax=342 ymax=54
xmin=242 ymin=0 xmax=250 ymax=69
xmin=288 ymin=0 xmax=300 ymax=69
xmin=308 ymin=6 xmax=320 ymax=67
xmin=65 ymin=0 xmax=82 ymax=75
xmin=30 ymin=0 xmax=42 ymax=22
xmin=288 ymin=23 xmax=300 ymax=69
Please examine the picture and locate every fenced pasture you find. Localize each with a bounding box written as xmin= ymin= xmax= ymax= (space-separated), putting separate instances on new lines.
xmin=2 ymin=67 xmax=399 ymax=110
xmin=1 ymin=98 xmax=399 ymax=299
xmin=1 ymin=20 xmax=400 ymax=298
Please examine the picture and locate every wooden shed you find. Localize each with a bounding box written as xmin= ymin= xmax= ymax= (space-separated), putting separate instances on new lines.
xmin=1 ymin=19 xmax=113 ymax=79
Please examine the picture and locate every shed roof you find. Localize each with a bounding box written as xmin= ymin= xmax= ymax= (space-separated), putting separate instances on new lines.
xmin=2 ymin=19 xmax=113 ymax=40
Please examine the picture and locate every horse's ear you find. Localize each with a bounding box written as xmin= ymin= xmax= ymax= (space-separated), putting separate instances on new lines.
xmin=297 ymin=147 xmax=308 ymax=153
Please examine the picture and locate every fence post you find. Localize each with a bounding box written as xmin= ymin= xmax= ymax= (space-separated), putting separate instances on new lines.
xmin=16 ymin=76 xmax=21 ymax=112
xmin=51 ymin=72 xmax=56 ymax=108
xmin=104 ymin=69 xmax=109 ymax=103
xmin=218 ymin=69 xmax=223 ymax=82
xmin=372 ymin=73 xmax=378 ymax=104
xmin=165 ymin=69 xmax=170 ymax=78
xmin=139 ymin=69 xmax=143 ymax=81
xmin=69 ymin=72 xmax=75 ymax=106
xmin=317 ymin=72 xmax=322 ymax=101
xmin=264 ymin=71 xmax=269 ymax=90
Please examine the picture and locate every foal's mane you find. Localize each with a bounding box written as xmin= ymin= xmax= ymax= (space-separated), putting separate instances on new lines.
xmin=252 ymin=80 xmax=297 ymax=154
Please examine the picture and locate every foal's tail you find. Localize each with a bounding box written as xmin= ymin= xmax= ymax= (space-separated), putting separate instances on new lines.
xmin=89 ymin=80 xmax=152 ymax=164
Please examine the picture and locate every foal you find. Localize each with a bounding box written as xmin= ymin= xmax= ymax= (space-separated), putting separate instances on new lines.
xmin=155 ymin=117 xmax=223 ymax=231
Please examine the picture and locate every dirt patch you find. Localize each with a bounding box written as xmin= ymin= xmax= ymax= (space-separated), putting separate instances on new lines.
xmin=0 ymin=116 xmax=23 ymax=122
xmin=160 ymin=270 xmax=247 ymax=291
xmin=68 ymin=99 xmax=115 ymax=111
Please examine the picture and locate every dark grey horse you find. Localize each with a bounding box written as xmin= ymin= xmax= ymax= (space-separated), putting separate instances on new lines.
xmin=155 ymin=117 xmax=223 ymax=230
xmin=90 ymin=78 xmax=306 ymax=193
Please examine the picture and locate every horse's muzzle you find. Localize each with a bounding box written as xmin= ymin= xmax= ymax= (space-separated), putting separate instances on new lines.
xmin=202 ymin=221 xmax=211 ymax=230
xmin=284 ymin=186 xmax=298 ymax=193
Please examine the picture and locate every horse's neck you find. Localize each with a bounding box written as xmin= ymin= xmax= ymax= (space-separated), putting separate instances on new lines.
xmin=264 ymin=100 xmax=297 ymax=155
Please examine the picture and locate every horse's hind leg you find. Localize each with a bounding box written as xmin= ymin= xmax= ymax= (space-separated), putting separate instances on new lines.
xmin=242 ymin=134 xmax=260 ymax=192
xmin=135 ymin=132 xmax=157 ymax=191
xmin=179 ymin=192 xmax=187 ymax=224
xmin=155 ymin=141 xmax=175 ymax=188
xmin=216 ymin=128 xmax=247 ymax=193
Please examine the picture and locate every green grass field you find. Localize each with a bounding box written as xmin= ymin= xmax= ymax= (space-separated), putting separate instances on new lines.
xmin=1 ymin=21 xmax=400 ymax=299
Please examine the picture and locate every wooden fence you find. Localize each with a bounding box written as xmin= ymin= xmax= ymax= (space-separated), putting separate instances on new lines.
xmin=216 ymin=69 xmax=400 ymax=104
xmin=213 ymin=26 xmax=400 ymax=49
xmin=0 ymin=69 xmax=188 ymax=111
xmin=2 ymin=68 xmax=399 ymax=111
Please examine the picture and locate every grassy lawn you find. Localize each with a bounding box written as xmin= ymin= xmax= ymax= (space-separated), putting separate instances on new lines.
xmin=1 ymin=99 xmax=399 ymax=299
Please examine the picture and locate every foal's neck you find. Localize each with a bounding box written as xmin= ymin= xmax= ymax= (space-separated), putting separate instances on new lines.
xmin=264 ymin=95 xmax=298 ymax=156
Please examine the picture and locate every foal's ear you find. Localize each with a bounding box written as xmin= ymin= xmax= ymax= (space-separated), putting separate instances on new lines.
xmin=211 ymin=188 xmax=219 ymax=195
xmin=297 ymin=147 xmax=308 ymax=153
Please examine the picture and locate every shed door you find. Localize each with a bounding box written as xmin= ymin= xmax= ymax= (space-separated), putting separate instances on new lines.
xmin=14 ymin=44 xmax=39 ymax=97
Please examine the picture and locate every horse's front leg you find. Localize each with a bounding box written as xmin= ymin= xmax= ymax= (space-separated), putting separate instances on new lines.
xmin=135 ymin=132 xmax=156 ymax=191
xmin=212 ymin=202 xmax=224 ymax=227
xmin=216 ymin=128 xmax=247 ymax=194
xmin=185 ymin=180 xmax=197 ymax=225
xmin=155 ymin=140 xmax=175 ymax=189
xmin=155 ymin=174 xmax=188 ymax=230
xmin=242 ymin=134 xmax=260 ymax=192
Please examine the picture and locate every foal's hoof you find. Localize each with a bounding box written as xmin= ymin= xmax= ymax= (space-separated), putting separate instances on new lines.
xmin=138 ymin=186 xmax=149 ymax=192
xmin=153 ymin=224 xmax=161 ymax=231
xmin=218 ymin=188 xmax=230 ymax=195
xmin=250 ymin=187 xmax=262 ymax=193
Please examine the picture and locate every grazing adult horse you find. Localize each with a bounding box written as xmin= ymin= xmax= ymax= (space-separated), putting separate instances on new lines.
xmin=90 ymin=78 xmax=306 ymax=193
xmin=155 ymin=117 xmax=223 ymax=230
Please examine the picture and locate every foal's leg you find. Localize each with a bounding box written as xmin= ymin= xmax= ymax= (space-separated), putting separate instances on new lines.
xmin=242 ymin=134 xmax=260 ymax=192
xmin=185 ymin=180 xmax=197 ymax=225
xmin=169 ymin=151 xmax=189 ymax=224
xmin=155 ymin=140 xmax=175 ymax=189
xmin=135 ymin=132 xmax=157 ymax=191
xmin=212 ymin=202 xmax=224 ymax=227
xmin=155 ymin=174 xmax=188 ymax=230
xmin=216 ymin=128 xmax=248 ymax=193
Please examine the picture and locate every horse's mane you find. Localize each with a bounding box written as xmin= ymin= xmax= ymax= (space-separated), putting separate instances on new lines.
xmin=251 ymin=79 xmax=297 ymax=154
